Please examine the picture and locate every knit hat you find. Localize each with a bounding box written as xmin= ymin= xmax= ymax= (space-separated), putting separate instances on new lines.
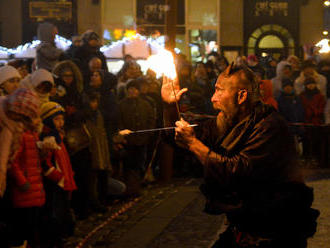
xmin=282 ymin=78 xmax=294 ymax=88
xmin=6 ymin=88 xmax=40 ymax=119
xmin=0 ymin=65 xmax=21 ymax=85
xmin=40 ymin=101 xmax=65 ymax=121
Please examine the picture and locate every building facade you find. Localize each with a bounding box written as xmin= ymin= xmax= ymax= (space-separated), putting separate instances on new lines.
xmin=0 ymin=0 xmax=327 ymax=61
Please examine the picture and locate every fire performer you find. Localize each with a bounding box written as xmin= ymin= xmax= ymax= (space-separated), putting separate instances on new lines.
xmin=162 ymin=63 xmax=319 ymax=247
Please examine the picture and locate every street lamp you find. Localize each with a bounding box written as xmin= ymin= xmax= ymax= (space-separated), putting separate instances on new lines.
xmin=324 ymin=0 xmax=330 ymax=7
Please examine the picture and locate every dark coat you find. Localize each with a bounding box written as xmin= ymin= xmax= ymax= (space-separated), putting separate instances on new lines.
xmin=277 ymin=91 xmax=305 ymax=123
xmin=73 ymin=44 xmax=108 ymax=74
xmin=300 ymin=90 xmax=326 ymax=125
xmin=198 ymin=102 xmax=318 ymax=237
xmin=119 ymin=97 xmax=156 ymax=146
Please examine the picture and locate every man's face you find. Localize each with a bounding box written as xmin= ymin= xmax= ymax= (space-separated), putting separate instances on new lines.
xmin=88 ymin=39 xmax=99 ymax=48
xmin=211 ymin=74 xmax=239 ymax=134
xmin=89 ymin=58 xmax=102 ymax=72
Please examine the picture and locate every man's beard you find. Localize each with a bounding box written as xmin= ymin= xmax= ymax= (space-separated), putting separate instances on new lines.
xmin=216 ymin=106 xmax=239 ymax=137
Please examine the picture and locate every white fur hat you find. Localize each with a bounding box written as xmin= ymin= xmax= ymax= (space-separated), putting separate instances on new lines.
xmin=0 ymin=65 xmax=21 ymax=85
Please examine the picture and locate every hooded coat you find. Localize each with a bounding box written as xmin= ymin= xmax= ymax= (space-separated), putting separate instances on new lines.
xmin=52 ymin=60 xmax=84 ymax=128
xmin=259 ymin=80 xmax=278 ymax=110
xmin=295 ymin=71 xmax=327 ymax=98
xmin=36 ymin=23 xmax=63 ymax=72
xmin=73 ymin=31 xmax=108 ymax=74
xmin=20 ymin=68 xmax=55 ymax=105
xmin=271 ymin=61 xmax=290 ymax=99
xmin=300 ymin=88 xmax=326 ymax=125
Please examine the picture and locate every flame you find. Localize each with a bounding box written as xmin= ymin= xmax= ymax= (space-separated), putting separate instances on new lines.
xmin=147 ymin=49 xmax=177 ymax=79
xmin=316 ymin=39 xmax=330 ymax=53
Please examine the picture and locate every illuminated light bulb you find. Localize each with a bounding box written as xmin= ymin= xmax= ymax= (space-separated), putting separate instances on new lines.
xmin=316 ymin=38 xmax=330 ymax=53
xmin=323 ymin=30 xmax=329 ymax=36
xmin=324 ymin=0 xmax=330 ymax=7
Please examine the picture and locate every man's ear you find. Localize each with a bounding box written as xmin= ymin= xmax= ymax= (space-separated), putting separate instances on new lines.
xmin=237 ymin=89 xmax=248 ymax=105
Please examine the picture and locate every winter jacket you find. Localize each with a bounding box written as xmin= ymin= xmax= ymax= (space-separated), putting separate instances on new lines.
xmin=9 ymin=131 xmax=45 ymax=208
xmin=277 ymin=91 xmax=305 ymax=124
xmin=84 ymin=83 xmax=119 ymax=139
xmin=197 ymin=102 xmax=317 ymax=237
xmin=36 ymin=23 xmax=63 ymax=71
xmin=41 ymin=129 xmax=77 ymax=192
xmin=52 ymin=60 xmax=84 ymax=129
xmin=271 ymin=61 xmax=290 ymax=99
xmin=119 ymin=97 xmax=156 ymax=146
xmin=0 ymin=97 xmax=24 ymax=197
xmin=300 ymin=90 xmax=326 ymax=125
xmin=72 ymin=31 xmax=108 ymax=74
xmin=84 ymin=109 xmax=112 ymax=171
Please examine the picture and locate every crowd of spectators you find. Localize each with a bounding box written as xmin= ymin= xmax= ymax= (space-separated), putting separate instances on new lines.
xmin=0 ymin=22 xmax=329 ymax=248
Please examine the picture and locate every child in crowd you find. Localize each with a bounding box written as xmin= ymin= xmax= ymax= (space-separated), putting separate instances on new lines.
xmin=277 ymin=78 xmax=305 ymax=155
xmin=0 ymin=65 xmax=21 ymax=96
xmin=7 ymin=108 xmax=44 ymax=248
xmin=299 ymin=78 xmax=326 ymax=160
xmin=39 ymin=102 xmax=77 ymax=248
xmin=300 ymin=77 xmax=326 ymax=125
xmin=83 ymin=91 xmax=111 ymax=212
xmin=0 ymin=88 xmax=40 ymax=248
xmin=20 ymin=68 xmax=55 ymax=105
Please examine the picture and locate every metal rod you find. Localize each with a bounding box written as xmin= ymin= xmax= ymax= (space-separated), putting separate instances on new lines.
xmin=130 ymin=124 xmax=198 ymax=134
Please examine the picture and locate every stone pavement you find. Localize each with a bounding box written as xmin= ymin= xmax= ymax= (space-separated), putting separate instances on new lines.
xmin=66 ymin=170 xmax=330 ymax=248
xmin=306 ymin=169 xmax=330 ymax=248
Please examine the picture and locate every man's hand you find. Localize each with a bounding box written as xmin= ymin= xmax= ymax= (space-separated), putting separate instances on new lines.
xmin=161 ymin=76 xmax=187 ymax=104
xmin=175 ymin=118 xmax=195 ymax=149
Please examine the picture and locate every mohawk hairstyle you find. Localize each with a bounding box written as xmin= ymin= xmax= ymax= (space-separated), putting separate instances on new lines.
xmin=222 ymin=62 xmax=260 ymax=104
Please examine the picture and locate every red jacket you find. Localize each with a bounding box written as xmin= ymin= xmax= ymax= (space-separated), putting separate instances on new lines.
xmin=9 ymin=131 xmax=45 ymax=208
xmin=300 ymin=92 xmax=326 ymax=125
xmin=259 ymin=80 xmax=278 ymax=110
xmin=43 ymin=133 xmax=77 ymax=192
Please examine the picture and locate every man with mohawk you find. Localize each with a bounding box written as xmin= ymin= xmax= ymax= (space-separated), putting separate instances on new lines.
xmin=162 ymin=64 xmax=319 ymax=248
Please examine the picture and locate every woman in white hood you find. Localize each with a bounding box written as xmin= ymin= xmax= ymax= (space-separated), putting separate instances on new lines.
xmin=20 ymin=68 xmax=55 ymax=105
xmin=271 ymin=61 xmax=293 ymax=99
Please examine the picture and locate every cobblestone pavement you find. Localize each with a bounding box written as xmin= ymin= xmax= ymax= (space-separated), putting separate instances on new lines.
xmin=146 ymin=193 xmax=224 ymax=248
xmin=65 ymin=178 xmax=200 ymax=248
xmin=306 ymin=170 xmax=330 ymax=248
xmin=65 ymin=170 xmax=330 ymax=248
